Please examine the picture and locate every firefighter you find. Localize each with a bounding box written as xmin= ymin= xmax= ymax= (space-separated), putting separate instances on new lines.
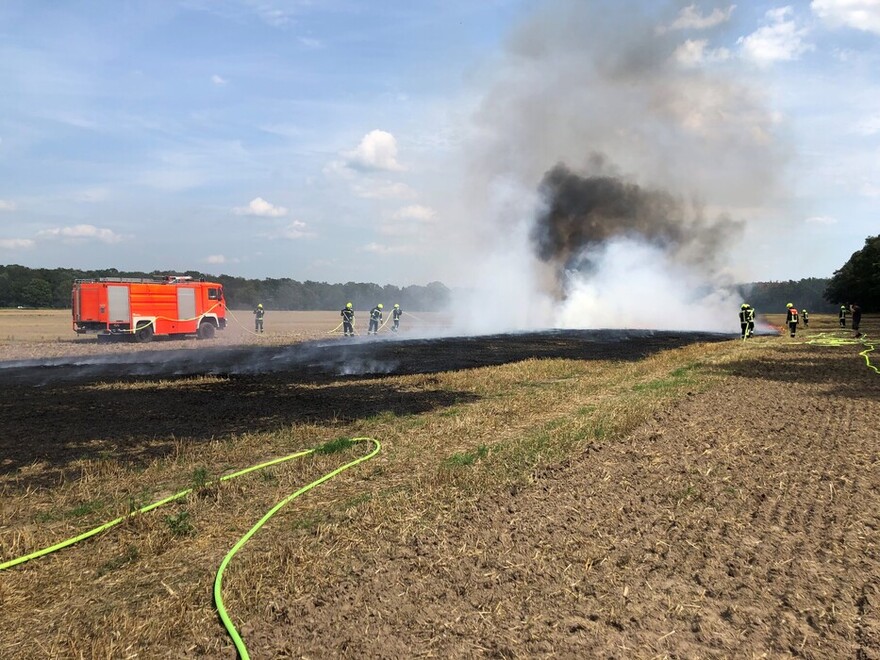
xmin=747 ymin=304 xmax=756 ymax=338
xmin=253 ymin=304 xmax=265 ymax=333
xmin=839 ymin=304 xmax=847 ymax=328
xmin=368 ymin=303 xmax=383 ymax=335
xmin=739 ymin=303 xmax=750 ymax=339
xmin=341 ymin=302 xmax=355 ymax=337
xmin=802 ymin=309 xmax=809 ymax=327
xmin=851 ymin=303 xmax=862 ymax=338
xmin=785 ymin=303 xmax=799 ymax=337
xmin=392 ymin=303 xmax=402 ymax=332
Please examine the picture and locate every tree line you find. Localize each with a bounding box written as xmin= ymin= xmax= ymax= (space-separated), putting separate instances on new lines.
xmin=824 ymin=234 xmax=879 ymax=312
xmin=2 ymin=233 xmax=877 ymax=313
xmin=737 ymin=277 xmax=837 ymax=314
xmin=0 ymin=265 xmax=451 ymax=312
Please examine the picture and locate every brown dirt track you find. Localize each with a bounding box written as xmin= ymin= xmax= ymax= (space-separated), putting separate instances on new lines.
xmin=0 ymin=312 xmax=878 ymax=659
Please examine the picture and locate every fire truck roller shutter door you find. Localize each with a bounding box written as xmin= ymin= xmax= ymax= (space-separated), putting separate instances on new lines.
xmin=178 ymin=287 xmax=196 ymax=321
xmin=107 ymin=286 xmax=130 ymax=323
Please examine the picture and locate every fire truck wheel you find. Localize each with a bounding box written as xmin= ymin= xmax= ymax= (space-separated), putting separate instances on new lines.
xmin=135 ymin=323 xmax=154 ymax=343
xmin=197 ymin=321 xmax=216 ymax=340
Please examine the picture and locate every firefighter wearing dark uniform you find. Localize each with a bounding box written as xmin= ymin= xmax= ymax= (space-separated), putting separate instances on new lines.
xmin=747 ymin=304 xmax=756 ymax=338
xmin=802 ymin=309 xmax=809 ymax=327
xmin=839 ymin=305 xmax=847 ymax=328
xmin=851 ymin=303 xmax=862 ymax=338
xmin=392 ymin=303 xmax=402 ymax=332
xmin=368 ymin=304 xmax=383 ymax=335
xmin=254 ymin=304 xmax=264 ymax=333
xmin=341 ymin=302 xmax=355 ymax=337
xmin=739 ymin=303 xmax=750 ymax=339
xmin=786 ymin=303 xmax=798 ymax=337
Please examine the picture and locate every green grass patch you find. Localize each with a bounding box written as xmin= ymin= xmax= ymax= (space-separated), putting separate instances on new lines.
xmin=96 ymin=544 xmax=139 ymax=577
xmin=69 ymin=499 xmax=106 ymax=518
xmin=292 ymin=513 xmax=327 ymax=531
xmin=314 ymin=437 xmax=353 ymax=455
xmin=342 ymin=493 xmax=372 ymax=509
xmin=632 ymin=363 xmax=702 ymax=393
xmin=164 ymin=510 xmax=194 ymax=537
xmin=190 ymin=467 xmax=210 ymax=490
xmin=444 ymin=444 xmax=490 ymax=468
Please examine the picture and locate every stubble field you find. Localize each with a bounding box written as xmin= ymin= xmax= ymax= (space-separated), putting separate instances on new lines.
xmin=0 ymin=309 xmax=878 ymax=658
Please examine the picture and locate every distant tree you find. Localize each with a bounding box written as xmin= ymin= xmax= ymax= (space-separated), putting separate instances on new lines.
xmin=0 ymin=264 xmax=453 ymax=311
xmin=824 ymin=235 xmax=880 ymax=312
xmin=21 ymin=278 xmax=53 ymax=308
xmin=739 ymin=277 xmax=835 ymax=314
xmin=0 ymin=272 xmax=11 ymax=307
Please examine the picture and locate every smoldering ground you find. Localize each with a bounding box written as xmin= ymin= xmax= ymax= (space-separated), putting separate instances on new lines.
xmin=0 ymin=330 xmax=733 ymax=388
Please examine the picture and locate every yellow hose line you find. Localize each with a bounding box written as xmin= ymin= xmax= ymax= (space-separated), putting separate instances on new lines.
xmin=225 ymin=308 xmax=264 ymax=337
xmin=402 ymin=310 xmax=425 ymax=323
xmin=214 ymin=437 xmax=380 ymax=659
xmin=0 ymin=448 xmax=315 ymax=571
xmin=801 ymin=332 xmax=878 ymax=375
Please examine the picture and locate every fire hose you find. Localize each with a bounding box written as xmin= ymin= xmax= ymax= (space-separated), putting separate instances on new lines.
xmin=0 ymin=437 xmax=381 ymax=659
xmin=225 ymin=307 xmax=266 ymax=337
xmin=801 ymin=332 xmax=878 ymax=375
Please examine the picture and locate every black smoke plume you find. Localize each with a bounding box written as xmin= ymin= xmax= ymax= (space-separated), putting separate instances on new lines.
xmin=531 ymin=159 xmax=743 ymax=289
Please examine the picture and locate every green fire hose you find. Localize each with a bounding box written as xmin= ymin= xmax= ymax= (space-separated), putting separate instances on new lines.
xmin=0 ymin=437 xmax=381 ymax=659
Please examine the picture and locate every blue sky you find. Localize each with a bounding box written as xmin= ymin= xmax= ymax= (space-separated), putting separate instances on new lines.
xmin=1 ymin=0 xmax=879 ymax=291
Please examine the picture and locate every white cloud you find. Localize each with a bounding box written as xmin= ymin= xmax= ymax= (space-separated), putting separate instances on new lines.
xmin=666 ymin=4 xmax=737 ymax=31
xmin=381 ymin=205 xmax=438 ymax=237
xmin=812 ymin=0 xmax=880 ymax=35
xmin=673 ymin=39 xmax=732 ymax=66
xmin=860 ymin=181 xmax=880 ymax=197
xmin=391 ymin=205 xmax=437 ymax=222
xmin=205 ymin=254 xmax=227 ymax=264
xmin=360 ymin=242 xmax=415 ymax=255
xmin=211 ymin=74 xmax=228 ymax=86
xmin=233 ymin=197 xmax=288 ymax=217
xmin=738 ymin=6 xmax=813 ymax=66
xmin=277 ymin=220 xmax=316 ymax=240
xmin=805 ymin=215 xmax=838 ymax=224
xmin=344 ymin=130 xmax=405 ymax=172
xmin=0 ymin=238 xmax=35 ymax=249
xmin=855 ymin=114 xmax=880 ymax=135
xmin=37 ymin=224 xmax=125 ymax=244
xmin=72 ymin=187 xmax=110 ymax=203
xmin=299 ymin=36 xmax=323 ymax=49
xmin=0 ymin=199 xmax=16 ymax=211
xmin=352 ymin=180 xmax=417 ymax=200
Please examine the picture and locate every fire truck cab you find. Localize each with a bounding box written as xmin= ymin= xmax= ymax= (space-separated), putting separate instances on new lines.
xmin=72 ymin=276 xmax=227 ymax=342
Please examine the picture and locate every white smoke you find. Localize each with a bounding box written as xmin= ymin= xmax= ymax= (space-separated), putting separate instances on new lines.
xmin=556 ymin=238 xmax=739 ymax=331
xmin=437 ymin=0 xmax=785 ymax=334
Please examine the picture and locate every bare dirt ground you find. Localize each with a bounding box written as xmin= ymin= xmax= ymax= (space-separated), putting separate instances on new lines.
xmin=0 ymin=311 xmax=878 ymax=658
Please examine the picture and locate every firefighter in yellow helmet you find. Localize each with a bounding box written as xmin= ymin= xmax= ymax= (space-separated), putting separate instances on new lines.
xmin=739 ymin=303 xmax=750 ymax=339
xmin=392 ymin=303 xmax=402 ymax=332
xmin=785 ymin=303 xmax=798 ymax=337
xmin=839 ymin=304 xmax=847 ymax=328
xmin=801 ymin=309 xmax=809 ymax=327
xmin=368 ymin=303 xmax=383 ymax=335
xmin=340 ymin=302 xmax=355 ymax=337
xmin=253 ymin=303 xmax=265 ymax=333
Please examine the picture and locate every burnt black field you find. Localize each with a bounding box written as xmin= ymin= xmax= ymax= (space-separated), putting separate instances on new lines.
xmin=0 ymin=329 xmax=735 ymax=387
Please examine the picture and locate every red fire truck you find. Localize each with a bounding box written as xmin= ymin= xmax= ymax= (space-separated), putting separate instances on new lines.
xmin=71 ymin=275 xmax=227 ymax=342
